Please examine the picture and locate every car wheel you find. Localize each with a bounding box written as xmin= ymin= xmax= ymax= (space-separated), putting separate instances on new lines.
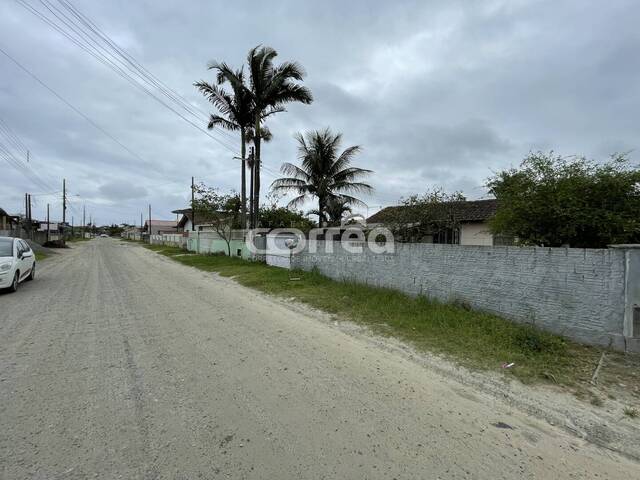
xmin=9 ymin=272 xmax=19 ymax=292
xmin=27 ymin=263 xmax=35 ymax=281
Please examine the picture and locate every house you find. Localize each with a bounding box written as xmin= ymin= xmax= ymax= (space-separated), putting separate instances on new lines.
xmin=367 ymin=199 xmax=512 ymax=246
xmin=145 ymin=219 xmax=178 ymax=235
xmin=173 ymin=208 xmax=195 ymax=232
xmin=172 ymin=208 xmax=221 ymax=233
xmin=0 ymin=208 xmax=20 ymax=235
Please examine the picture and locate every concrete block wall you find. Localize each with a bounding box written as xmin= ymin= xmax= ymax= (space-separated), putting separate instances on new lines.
xmin=292 ymin=242 xmax=638 ymax=351
xmin=185 ymin=231 xmax=251 ymax=259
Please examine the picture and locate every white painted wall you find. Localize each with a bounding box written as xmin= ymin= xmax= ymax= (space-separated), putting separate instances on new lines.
xmin=460 ymin=222 xmax=493 ymax=246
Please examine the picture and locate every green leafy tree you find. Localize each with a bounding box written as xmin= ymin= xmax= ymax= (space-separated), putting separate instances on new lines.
xmin=271 ymin=128 xmax=373 ymax=226
xmin=192 ymin=183 xmax=242 ymax=255
xmin=257 ymin=193 xmax=315 ymax=232
xmin=487 ymin=152 xmax=640 ymax=247
xmin=246 ymin=46 xmax=313 ymax=226
xmin=386 ymin=188 xmax=467 ymax=242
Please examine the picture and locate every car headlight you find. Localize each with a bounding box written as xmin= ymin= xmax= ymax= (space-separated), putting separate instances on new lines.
xmin=0 ymin=261 xmax=12 ymax=272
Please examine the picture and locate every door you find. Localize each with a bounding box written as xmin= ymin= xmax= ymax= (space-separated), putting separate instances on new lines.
xmin=17 ymin=240 xmax=33 ymax=280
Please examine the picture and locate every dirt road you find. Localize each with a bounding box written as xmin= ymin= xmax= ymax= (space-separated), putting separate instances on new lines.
xmin=1 ymin=239 xmax=637 ymax=479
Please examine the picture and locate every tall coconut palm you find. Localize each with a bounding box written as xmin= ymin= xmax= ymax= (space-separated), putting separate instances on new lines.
xmin=271 ymin=128 xmax=373 ymax=226
xmin=194 ymin=64 xmax=253 ymax=227
xmin=247 ymin=45 xmax=313 ymax=227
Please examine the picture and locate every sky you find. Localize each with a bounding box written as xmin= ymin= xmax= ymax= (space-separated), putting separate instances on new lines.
xmin=1 ymin=0 xmax=639 ymax=225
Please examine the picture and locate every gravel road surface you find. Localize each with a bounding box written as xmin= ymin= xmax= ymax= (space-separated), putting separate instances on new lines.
xmin=1 ymin=238 xmax=637 ymax=479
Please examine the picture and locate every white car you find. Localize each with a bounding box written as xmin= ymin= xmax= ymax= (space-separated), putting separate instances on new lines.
xmin=0 ymin=237 xmax=36 ymax=292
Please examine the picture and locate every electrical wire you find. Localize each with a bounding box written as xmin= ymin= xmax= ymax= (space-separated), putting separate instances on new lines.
xmin=15 ymin=0 xmax=240 ymax=153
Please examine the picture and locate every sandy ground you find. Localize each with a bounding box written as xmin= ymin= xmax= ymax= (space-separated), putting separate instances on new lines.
xmin=0 ymin=238 xmax=638 ymax=479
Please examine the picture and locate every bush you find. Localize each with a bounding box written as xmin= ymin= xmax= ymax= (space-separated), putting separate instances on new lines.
xmin=514 ymin=324 xmax=566 ymax=354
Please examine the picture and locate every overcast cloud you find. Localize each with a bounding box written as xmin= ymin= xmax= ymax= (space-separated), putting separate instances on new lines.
xmin=1 ymin=0 xmax=639 ymax=224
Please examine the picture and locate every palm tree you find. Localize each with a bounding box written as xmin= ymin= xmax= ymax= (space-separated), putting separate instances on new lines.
xmin=246 ymin=45 xmax=313 ymax=227
xmin=194 ymin=64 xmax=253 ymax=227
xmin=271 ymin=128 xmax=373 ymax=226
xmin=308 ymin=198 xmax=352 ymax=226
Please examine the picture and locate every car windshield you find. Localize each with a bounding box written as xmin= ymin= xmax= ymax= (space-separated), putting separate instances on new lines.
xmin=0 ymin=239 xmax=13 ymax=257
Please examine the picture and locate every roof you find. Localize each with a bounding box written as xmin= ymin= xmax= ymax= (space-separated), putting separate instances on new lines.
xmin=176 ymin=210 xmax=222 ymax=228
xmin=367 ymin=199 xmax=499 ymax=224
xmin=145 ymin=220 xmax=178 ymax=227
xmin=0 ymin=207 xmax=19 ymax=220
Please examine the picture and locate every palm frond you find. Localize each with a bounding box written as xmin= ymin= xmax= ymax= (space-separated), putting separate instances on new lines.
xmin=269 ymin=127 xmax=373 ymax=209
xmin=208 ymin=114 xmax=239 ymax=131
xmin=329 ymin=145 xmax=363 ymax=175
xmin=331 ymin=167 xmax=373 ymax=184
xmin=334 ymin=194 xmax=369 ymax=208
xmin=280 ymin=162 xmax=311 ymax=181
xmin=286 ymin=194 xmax=309 ymax=209
xmin=332 ymin=181 xmax=374 ymax=195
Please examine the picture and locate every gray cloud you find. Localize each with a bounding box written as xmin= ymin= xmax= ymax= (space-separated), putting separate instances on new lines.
xmin=98 ymin=180 xmax=147 ymax=201
xmin=1 ymin=0 xmax=639 ymax=224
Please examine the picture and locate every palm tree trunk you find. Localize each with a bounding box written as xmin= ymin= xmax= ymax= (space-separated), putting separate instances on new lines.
xmin=253 ymin=116 xmax=261 ymax=228
xmin=318 ymin=197 xmax=325 ymax=228
xmin=240 ymin=128 xmax=247 ymax=229
xmin=249 ymin=158 xmax=254 ymax=228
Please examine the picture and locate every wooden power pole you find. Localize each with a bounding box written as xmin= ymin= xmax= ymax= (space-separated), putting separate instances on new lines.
xmin=191 ymin=176 xmax=195 ymax=231
xmin=46 ymin=203 xmax=50 ymax=243
xmin=62 ymin=178 xmax=66 ymax=225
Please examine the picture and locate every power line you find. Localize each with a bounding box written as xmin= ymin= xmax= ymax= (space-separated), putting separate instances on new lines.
xmin=0 ymin=43 xmax=153 ymax=164
xmin=0 ymin=115 xmax=60 ymax=190
xmin=0 ymin=142 xmax=53 ymax=192
xmin=15 ymin=0 xmax=240 ymax=153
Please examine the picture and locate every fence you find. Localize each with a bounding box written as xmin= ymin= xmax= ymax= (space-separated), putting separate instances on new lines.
xmin=122 ymin=231 xmax=142 ymax=241
xmin=1 ymin=228 xmax=59 ymax=244
xmin=290 ymin=241 xmax=640 ymax=352
xmin=150 ymin=233 xmax=185 ymax=248
xmin=183 ymin=230 xmax=255 ymax=260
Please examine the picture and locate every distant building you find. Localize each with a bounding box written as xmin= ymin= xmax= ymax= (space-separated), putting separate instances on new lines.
xmin=367 ymin=199 xmax=512 ymax=246
xmin=0 ymin=207 xmax=20 ymax=235
xmin=172 ymin=208 xmax=219 ymax=232
xmin=145 ymin=219 xmax=178 ymax=235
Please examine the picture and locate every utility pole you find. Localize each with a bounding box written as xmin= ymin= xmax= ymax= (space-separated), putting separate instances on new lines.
xmin=46 ymin=203 xmax=50 ymax=243
xmin=191 ymin=176 xmax=195 ymax=231
xmin=148 ymin=204 xmax=151 ymax=243
xmin=62 ymin=178 xmax=66 ymax=225
xmin=24 ymin=193 xmax=28 ymax=234
xmin=82 ymin=204 xmax=86 ymax=239
xmin=27 ymin=194 xmax=32 ymax=239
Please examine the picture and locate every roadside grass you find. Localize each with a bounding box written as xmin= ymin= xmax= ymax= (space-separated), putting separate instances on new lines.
xmin=34 ymin=252 xmax=48 ymax=262
xmin=141 ymin=244 xmax=640 ymax=391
